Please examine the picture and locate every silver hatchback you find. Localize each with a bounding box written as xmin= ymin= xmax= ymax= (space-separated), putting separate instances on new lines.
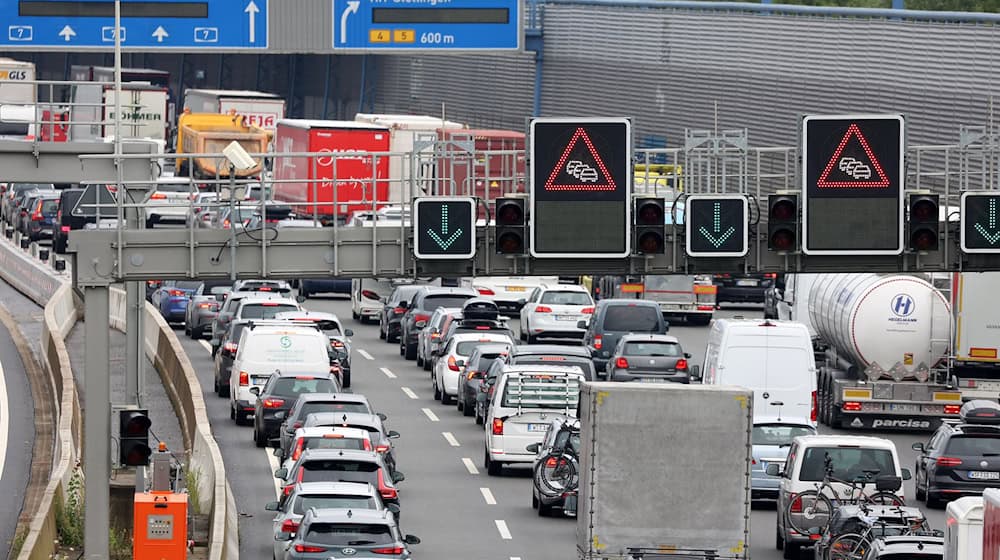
xmin=605 ymin=334 xmax=695 ymax=383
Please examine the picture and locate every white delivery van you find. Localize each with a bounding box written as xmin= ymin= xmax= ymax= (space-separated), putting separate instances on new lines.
xmin=944 ymin=496 xmax=983 ymax=560
xmin=702 ymin=318 xmax=816 ymax=425
xmin=229 ymin=324 xmax=331 ymax=425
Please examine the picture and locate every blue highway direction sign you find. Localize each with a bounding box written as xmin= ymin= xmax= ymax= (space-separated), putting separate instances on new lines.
xmin=413 ymin=197 xmax=477 ymax=260
xmin=332 ymin=0 xmax=521 ymax=52
xmin=0 ymin=0 xmax=268 ymax=49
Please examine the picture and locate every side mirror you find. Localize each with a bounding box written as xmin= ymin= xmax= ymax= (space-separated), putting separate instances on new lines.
xmin=387 ymin=503 xmax=400 ymax=514
xmin=274 ymin=532 xmax=293 ymax=542
xmin=387 ymin=430 xmax=400 ymax=439
xmin=274 ymin=468 xmax=288 ymax=479
xmin=296 ymin=295 xmax=307 ymax=303
xmin=344 ymin=328 xmax=354 ymax=337
xmin=403 ymin=535 xmax=421 ymax=545
xmin=476 ymin=392 xmax=487 ymax=403
xmin=456 ymin=359 xmax=465 ymax=368
xmin=264 ymin=501 xmax=280 ymax=511
xmin=249 ymin=386 xmax=260 ymax=397
xmin=576 ymin=320 xmax=588 ymax=329
xmin=273 ymin=411 xmax=285 ymax=420
xmin=397 ymin=301 xmax=408 ymax=310
xmin=272 ymin=447 xmax=282 ymax=458
xmin=391 ymin=471 xmax=405 ymax=483
xmin=379 ymin=297 xmax=388 ymax=304
xmin=689 ymin=365 xmax=702 ymax=381
xmin=526 ymin=443 xmax=540 ymax=453
xmin=911 ymin=442 xmax=925 ymax=452
xmin=517 ymin=298 xmax=526 ymax=306
xmin=684 ymin=352 xmax=692 ymax=359
xmin=765 ymin=463 xmax=782 ymax=477
xmin=663 ymin=320 xmax=670 ymax=333
xmin=377 ymin=412 xmax=388 ymax=421
xmin=901 ymin=468 xmax=912 ymax=481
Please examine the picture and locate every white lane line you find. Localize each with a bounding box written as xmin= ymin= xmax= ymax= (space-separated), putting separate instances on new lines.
xmin=495 ymin=519 xmax=512 ymax=540
xmin=379 ymin=367 xmax=397 ymax=379
xmin=198 ymin=340 xmax=212 ymax=353
xmin=421 ymin=408 xmax=439 ymax=422
xmin=511 ymin=557 xmax=523 ymax=560
xmin=265 ymin=446 xmax=281 ymax=500
xmin=401 ymin=387 xmax=418 ymax=400
xmin=462 ymin=457 xmax=479 ymax=475
xmin=357 ymin=349 xmax=374 ymax=360
xmin=0 ymin=358 xmax=8 ymax=478
xmin=442 ymin=431 xmax=460 ymax=447
xmin=480 ymin=487 xmax=497 ymax=505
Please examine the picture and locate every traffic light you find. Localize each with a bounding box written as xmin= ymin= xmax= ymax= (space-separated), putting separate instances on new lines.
xmin=119 ymin=408 xmax=152 ymax=466
xmin=907 ymin=193 xmax=939 ymax=252
xmin=633 ymin=197 xmax=665 ymax=254
xmin=495 ymin=197 xmax=526 ymax=254
xmin=767 ymin=194 xmax=798 ymax=252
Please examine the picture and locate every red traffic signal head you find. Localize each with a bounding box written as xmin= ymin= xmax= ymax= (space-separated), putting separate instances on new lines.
xmin=495 ymin=198 xmax=525 ymax=226
xmin=767 ymin=194 xmax=798 ymax=252
xmin=635 ymin=198 xmax=665 ymax=226
xmin=908 ymin=194 xmax=939 ymax=252
xmin=119 ymin=409 xmax=152 ymax=466
xmin=495 ymin=197 xmax=526 ymax=254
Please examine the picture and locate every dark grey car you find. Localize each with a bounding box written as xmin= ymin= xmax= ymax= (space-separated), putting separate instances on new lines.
xmin=456 ymin=343 xmax=511 ymax=417
xmin=605 ymin=334 xmax=693 ymax=383
xmin=398 ymin=287 xmax=478 ymax=360
xmin=379 ymin=285 xmax=423 ymax=343
xmin=579 ymin=299 xmax=669 ymax=374
xmin=184 ymin=280 xmax=233 ymax=339
xmin=212 ymin=319 xmax=253 ymax=397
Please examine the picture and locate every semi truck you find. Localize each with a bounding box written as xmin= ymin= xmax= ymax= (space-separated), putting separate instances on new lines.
xmin=593 ymin=275 xmax=716 ymax=325
xmin=70 ymin=65 xmax=175 ymax=137
xmin=777 ymin=273 xmax=962 ymax=431
xmin=949 ymin=272 xmax=1000 ymax=400
xmin=182 ymin=89 xmax=285 ymax=133
xmin=271 ymin=119 xmax=391 ymax=220
xmin=175 ymin=111 xmax=270 ymax=179
xmin=69 ymin=82 xmax=169 ymax=142
xmin=577 ymin=381 xmax=751 ymax=560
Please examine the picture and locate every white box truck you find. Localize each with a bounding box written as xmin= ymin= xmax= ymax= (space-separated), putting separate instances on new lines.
xmin=0 ymin=58 xmax=36 ymax=105
xmin=69 ymin=83 xmax=169 ymax=142
xmin=945 ymin=496 xmax=982 ymax=560
xmin=577 ymin=381 xmax=751 ymax=560
xmin=183 ymin=89 xmax=285 ymax=133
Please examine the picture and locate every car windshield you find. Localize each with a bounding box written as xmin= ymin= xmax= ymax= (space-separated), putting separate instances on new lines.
xmin=624 ymin=342 xmax=681 ymax=356
xmin=40 ymin=199 xmax=59 ymax=213
xmin=175 ymin=281 xmax=202 ymax=291
xmin=456 ymin=340 xmax=508 ymax=356
xmin=422 ymin=294 xmax=474 ymax=311
xmin=300 ymin=461 xmax=379 ymax=484
xmin=945 ymin=436 xmax=1000 ymax=456
xmin=752 ymin=424 xmax=816 ymax=446
xmin=293 ymin=495 xmax=377 ymax=515
xmin=301 ymin=402 xmax=371 ymax=417
xmin=271 ymin=378 xmax=337 ymax=398
xmin=391 ymin=286 xmax=421 ymax=304
xmin=305 ymin=523 xmax=394 ymax=546
xmin=304 ymin=436 xmax=367 ymax=452
xmin=240 ymin=303 xmax=298 ymax=319
xmin=603 ymin=305 xmax=660 ymax=332
xmin=799 ymin=447 xmax=895 ymax=482
xmin=540 ymin=291 xmax=591 ymax=305
xmin=515 ymin=356 xmax=593 ymax=376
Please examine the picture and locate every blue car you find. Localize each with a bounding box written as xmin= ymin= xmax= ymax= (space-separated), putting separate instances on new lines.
xmin=24 ymin=194 xmax=60 ymax=241
xmin=151 ymin=280 xmax=203 ymax=323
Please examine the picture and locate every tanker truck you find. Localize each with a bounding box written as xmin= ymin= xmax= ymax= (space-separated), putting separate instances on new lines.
xmin=777 ymin=273 xmax=962 ymax=431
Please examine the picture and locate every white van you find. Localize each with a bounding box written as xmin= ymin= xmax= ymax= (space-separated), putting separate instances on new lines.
xmin=945 ymin=496 xmax=983 ymax=560
xmin=702 ymin=318 xmax=816 ymax=425
xmin=229 ymin=324 xmax=331 ymax=425
xmin=484 ymin=365 xmax=583 ymax=477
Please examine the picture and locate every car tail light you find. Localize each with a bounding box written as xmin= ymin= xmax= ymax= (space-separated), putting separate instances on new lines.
xmin=431 ymin=332 xmax=440 ymax=339
xmin=150 ymin=192 xmax=167 ymax=200
xmin=375 ymin=443 xmax=390 ymax=453
xmin=614 ymin=357 xmax=629 ymax=369
xmin=467 ymin=371 xmax=479 ymax=380
xmin=168 ymin=289 xmax=184 ymax=297
xmin=331 ymin=340 xmax=345 ymax=348
xmin=292 ymin=421 xmax=303 ymax=430
xmin=842 ymin=401 xmax=862 ymax=412
xmin=377 ymin=470 xmax=398 ymax=500
xmin=262 ymin=398 xmax=284 ymax=408
xmin=238 ymin=371 xmax=249 ymax=386
xmin=393 ymin=306 xmax=406 ymax=314
xmin=789 ymin=493 xmax=802 ymax=513
xmin=292 ymin=439 xmax=305 ymax=460
xmin=581 ymin=307 xmax=594 ymax=314
xmin=372 ymin=546 xmax=404 ymax=555
xmin=293 ymin=545 xmax=326 ymax=553
xmin=222 ymin=219 xmax=231 ymax=228
xmin=593 ymin=335 xmax=602 ymax=350
xmin=697 ymin=305 xmax=714 ymax=311
xmin=31 ymin=201 xmax=43 ymax=221
xmin=223 ymin=342 xmax=238 ymax=354
xmin=322 ymin=433 xmax=344 ymax=439
xmin=475 ymin=325 xmax=490 ymax=330
xmin=60 ymin=225 xmax=70 ymax=232
xmin=414 ymin=314 xmax=430 ymax=327
xmin=261 ymin=302 xmax=280 ymax=306
xmin=811 ymin=391 xmax=818 ymax=422
xmin=944 ymin=404 xmax=961 ymax=415
xmin=448 ymin=356 xmax=461 ymax=371
xmin=937 ymin=457 xmax=963 ymax=467
xmin=675 ymin=359 xmax=688 ymax=371
xmin=198 ymin=303 xmax=212 ymax=309
xmin=492 ymin=418 xmax=504 ymax=435
xmin=477 ymin=287 xmax=495 ymax=296
xmin=535 ymin=305 xmax=553 ymax=313
xmin=362 ymin=289 xmax=380 ymax=300
xmin=280 ymin=519 xmax=299 ymax=533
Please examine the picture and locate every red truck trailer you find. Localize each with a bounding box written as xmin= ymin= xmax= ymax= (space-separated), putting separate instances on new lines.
xmin=272 ymin=119 xmax=391 ymax=221
xmin=434 ymin=128 xmax=525 ymax=205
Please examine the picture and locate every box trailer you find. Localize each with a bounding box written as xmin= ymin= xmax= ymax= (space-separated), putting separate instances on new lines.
xmin=950 ymin=272 xmax=1000 ymax=400
xmin=183 ymin=88 xmax=285 ymax=133
xmin=0 ymin=58 xmax=36 ymax=105
xmin=69 ymin=83 xmax=169 ymax=141
xmin=434 ymin=128 xmax=525 ymax=200
xmin=945 ymin=496 xmax=982 ymax=560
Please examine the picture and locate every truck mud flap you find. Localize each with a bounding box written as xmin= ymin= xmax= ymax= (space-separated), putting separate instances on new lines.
xmin=840 ymin=415 xmax=941 ymax=431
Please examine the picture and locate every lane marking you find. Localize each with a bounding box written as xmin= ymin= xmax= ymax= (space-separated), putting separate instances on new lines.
xmin=379 ymin=367 xmax=397 ymax=379
xmin=198 ymin=340 xmax=212 ymax=353
xmin=495 ymin=519 xmax=512 ymax=540
xmin=401 ymin=387 xmax=418 ymax=400
xmin=511 ymin=557 xmax=523 ymax=560
xmin=442 ymin=431 xmax=460 ymax=447
xmin=421 ymin=408 xmax=439 ymax=422
xmin=0 ymin=358 xmax=8 ymax=478
xmin=357 ymin=349 xmax=374 ymax=360
xmin=480 ymin=487 xmax=497 ymax=505
xmin=461 ymin=457 xmax=479 ymax=475
xmin=265 ymin=446 xmax=281 ymax=500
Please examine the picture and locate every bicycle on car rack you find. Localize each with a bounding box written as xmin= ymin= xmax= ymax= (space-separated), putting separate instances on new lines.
xmin=827 ymin=503 xmax=932 ymax=560
xmin=785 ymin=454 xmax=905 ymax=536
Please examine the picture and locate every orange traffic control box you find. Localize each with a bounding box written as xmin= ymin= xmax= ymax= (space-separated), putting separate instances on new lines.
xmin=134 ymin=491 xmax=188 ymax=560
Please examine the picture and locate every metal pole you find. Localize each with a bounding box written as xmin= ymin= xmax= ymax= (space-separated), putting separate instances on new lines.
xmin=229 ymin=164 xmax=237 ymax=280
xmin=125 ymin=282 xmax=142 ymax=406
xmin=84 ymin=285 xmax=110 ymax=560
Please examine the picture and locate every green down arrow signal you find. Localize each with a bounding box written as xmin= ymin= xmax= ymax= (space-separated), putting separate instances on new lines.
xmin=698 ymin=202 xmax=736 ymax=248
xmin=974 ymin=198 xmax=1000 ymax=245
xmin=427 ymin=204 xmax=464 ymax=250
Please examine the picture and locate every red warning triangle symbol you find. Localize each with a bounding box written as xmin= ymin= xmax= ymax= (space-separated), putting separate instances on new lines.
xmin=544 ymin=127 xmax=617 ymax=191
xmin=816 ymin=123 xmax=891 ymax=188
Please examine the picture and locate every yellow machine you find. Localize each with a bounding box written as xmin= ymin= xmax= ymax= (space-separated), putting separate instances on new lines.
xmin=175 ymin=109 xmax=271 ymax=178
xmin=633 ymin=163 xmax=683 ymax=194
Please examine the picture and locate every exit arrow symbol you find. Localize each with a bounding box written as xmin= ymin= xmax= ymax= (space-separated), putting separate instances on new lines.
xmin=698 ymin=202 xmax=736 ymax=248
xmin=974 ymin=198 xmax=1000 ymax=245
xmin=427 ymin=205 xmax=463 ymax=250
xmin=244 ymin=0 xmax=259 ymax=44
xmin=340 ymin=1 xmax=360 ymax=44
xmin=152 ymin=26 xmax=169 ymax=42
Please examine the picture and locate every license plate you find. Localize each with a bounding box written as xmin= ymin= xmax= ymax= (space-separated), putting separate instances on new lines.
xmin=736 ymin=279 xmax=758 ymax=287
xmin=639 ymin=378 xmax=667 ymax=383
xmin=527 ymin=424 xmax=548 ymax=432
xmin=969 ymin=471 xmax=1000 ymax=480
xmin=252 ymin=378 xmax=267 ymax=386
xmin=555 ymin=315 xmax=576 ymax=321
xmin=506 ymin=286 xmax=526 ymax=292
xmin=889 ymin=403 xmax=921 ymax=412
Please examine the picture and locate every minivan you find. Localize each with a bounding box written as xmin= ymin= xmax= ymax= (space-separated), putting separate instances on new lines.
xmin=702 ymin=318 xmax=817 ymax=425
xmin=578 ymin=299 xmax=669 ymax=374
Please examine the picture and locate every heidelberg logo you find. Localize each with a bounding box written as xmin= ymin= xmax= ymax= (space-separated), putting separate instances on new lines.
xmin=872 ymin=418 xmax=930 ymax=429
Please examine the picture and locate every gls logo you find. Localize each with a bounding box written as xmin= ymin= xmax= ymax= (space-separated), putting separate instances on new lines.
xmin=872 ymin=418 xmax=930 ymax=429
xmin=891 ymin=294 xmax=915 ymax=317
xmin=0 ymin=70 xmax=29 ymax=80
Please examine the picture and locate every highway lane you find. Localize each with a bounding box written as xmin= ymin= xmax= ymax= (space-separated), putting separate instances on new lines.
xmin=0 ymin=309 xmax=34 ymax=556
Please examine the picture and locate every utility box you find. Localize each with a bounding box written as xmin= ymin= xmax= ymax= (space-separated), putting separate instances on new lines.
xmin=133 ymin=492 xmax=188 ymax=560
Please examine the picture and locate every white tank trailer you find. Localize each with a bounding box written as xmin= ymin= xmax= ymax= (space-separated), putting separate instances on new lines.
xmin=808 ymin=274 xmax=962 ymax=431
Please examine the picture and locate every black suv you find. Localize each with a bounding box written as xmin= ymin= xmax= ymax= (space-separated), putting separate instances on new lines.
xmin=579 ymin=299 xmax=668 ymax=374
xmin=912 ymin=399 xmax=1000 ymax=508
xmin=398 ymin=287 xmax=478 ymax=360
xmin=250 ymin=371 xmax=341 ymax=448
xmin=712 ymin=273 xmax=777 ymax=305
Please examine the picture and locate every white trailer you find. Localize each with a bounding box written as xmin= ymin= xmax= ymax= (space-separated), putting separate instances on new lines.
xmin=0 ymin=58 xmax=36 ymax=105
xmin=183 ymin=88 xmax=285 ymax=132
xmin=944 ymin=496 xmax=982 ymax=560
xmin=577 ymin=381 xmax=751 ymax=560
xmin=950 ymin=272 xmax=1000 ymax=400
xmin=69 ymin=83 xmax=169 ymax=142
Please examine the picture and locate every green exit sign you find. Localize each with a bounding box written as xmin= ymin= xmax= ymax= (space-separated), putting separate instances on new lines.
xmin=961 ymin=192 xmax=1000 ymax=254
xmin=413 ymin=197 xmax=477 ymax=260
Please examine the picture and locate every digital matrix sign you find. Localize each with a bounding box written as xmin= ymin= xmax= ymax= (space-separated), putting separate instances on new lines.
xmin=685 ymin=195 xmax=749 ymax=257
xmin=413 ymin=197 xmax=476 ymax=260
xmin=961 ymin=192 xmax=1000 ymax=254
